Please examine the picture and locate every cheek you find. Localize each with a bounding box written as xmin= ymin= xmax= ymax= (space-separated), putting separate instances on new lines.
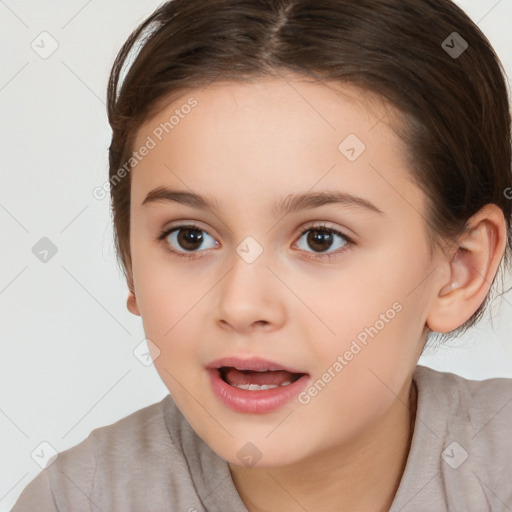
xmin=298 ymin=307 xmax=420 ymax=439
xmin=314 ymin=259 xmax=407 ymax=331
xmin=138 ymin=277 xmax=205 ymax=401
xmin=131 ymin=239 xmax=209 ymax=335
xmin=309 ymin=246 xmax=430 ymax=374
xmin=137 ymin=281 xmax=203 ymax=352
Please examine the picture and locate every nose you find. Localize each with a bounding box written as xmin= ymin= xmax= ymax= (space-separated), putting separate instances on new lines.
xmin=215 ymin=247 xmax=286 ymax=334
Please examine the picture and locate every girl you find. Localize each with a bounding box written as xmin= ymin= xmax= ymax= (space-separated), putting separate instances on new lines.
xmin=12 ymin=0 xmax=512 ymax=510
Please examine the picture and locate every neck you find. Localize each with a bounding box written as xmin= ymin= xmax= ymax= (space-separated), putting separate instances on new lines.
xmin=229 ymin=378 xmax=418 ymax=512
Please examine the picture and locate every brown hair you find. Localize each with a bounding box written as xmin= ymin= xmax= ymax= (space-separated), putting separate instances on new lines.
xmin=106 ymin=0 xmax=512 ymax=343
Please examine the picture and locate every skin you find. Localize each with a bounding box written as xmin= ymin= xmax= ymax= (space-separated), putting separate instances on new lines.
xmin=125 ymin=75 xmax=507 ymax=512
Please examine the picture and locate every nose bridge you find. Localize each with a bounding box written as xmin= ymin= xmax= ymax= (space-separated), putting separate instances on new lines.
xmin=223 ymin=234 xmax=269 ymax=296
xmin=215 ymin=234 xmax=283 ymax=329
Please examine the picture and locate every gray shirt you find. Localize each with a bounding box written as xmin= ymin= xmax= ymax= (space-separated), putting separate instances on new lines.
xmin=10 ymin=365 xmax=512 ymax=511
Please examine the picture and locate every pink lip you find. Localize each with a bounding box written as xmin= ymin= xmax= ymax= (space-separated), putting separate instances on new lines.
xmin=206 ymin=356 xmax=305 ymax=373
xmin=206 ymin=357 xmax=310 ymax=414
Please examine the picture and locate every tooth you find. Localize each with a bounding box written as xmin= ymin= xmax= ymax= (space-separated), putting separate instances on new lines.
xmin=235 ymin=367 xmax=268 ymax=372
xmin=280 ymin=381 xmax=291 ymax=387
xmin=231 ymin=383 xmax=283 ymax=390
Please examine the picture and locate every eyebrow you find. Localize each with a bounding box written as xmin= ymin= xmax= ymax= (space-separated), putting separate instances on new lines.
xmin=141 ymin=186 xmax=385 ymax=217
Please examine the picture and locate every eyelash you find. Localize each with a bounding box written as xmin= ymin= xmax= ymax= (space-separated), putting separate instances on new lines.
xmin=157 ymin=223 xmax=354 ymax=262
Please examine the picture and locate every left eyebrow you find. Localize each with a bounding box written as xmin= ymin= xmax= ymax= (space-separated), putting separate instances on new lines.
xmin=272 ymin=190 xmax=385 ymax=217
xmin=141 ymin=186 xmax=385 ymax=217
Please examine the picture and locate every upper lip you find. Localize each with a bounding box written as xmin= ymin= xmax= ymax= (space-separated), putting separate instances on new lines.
xmin=206 ymin=356 xmax=306 ymax=374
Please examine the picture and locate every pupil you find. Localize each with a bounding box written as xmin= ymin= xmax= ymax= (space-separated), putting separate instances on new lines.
xmin=178 ymin=229 xmax=203 ymax=250
xmin=308 ymin=230 xmax=332 ymax=252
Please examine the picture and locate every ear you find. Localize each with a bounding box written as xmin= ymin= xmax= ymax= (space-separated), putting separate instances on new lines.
xmin=126 ymin=270 xmax=141 ymax=316
xmin=426 ymin=204 xmax=507 ymax=333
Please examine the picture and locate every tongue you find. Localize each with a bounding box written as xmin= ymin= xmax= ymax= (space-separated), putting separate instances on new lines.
xmin=222 ymin=368 xmax=299 ymax=386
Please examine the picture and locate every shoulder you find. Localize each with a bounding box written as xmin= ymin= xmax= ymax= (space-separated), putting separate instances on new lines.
xmin=85 ymin=393 xmax=173 ymax=456
xmin=414 ymin=364 xmax=512 ymax=425
xmin=391 ymin=365 xmax=512 ymax=511
xmin=414 ymin=364 xmax=512 ymax=439
xmin=12 ymin=395 xmax=182 ymax=511
xmin=413 ymin=365 xmax=512 ymax=502
xmin=57 ymin=393 xmax=174 ymax=475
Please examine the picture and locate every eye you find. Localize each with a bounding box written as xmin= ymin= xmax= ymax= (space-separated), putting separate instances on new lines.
xmin=294 ymin=224 xmax=352 ymax=260
xmin=157 ymin=224 xmax=219 ymax=259
xmin=157 ymin=223 xmax=354 ymax=261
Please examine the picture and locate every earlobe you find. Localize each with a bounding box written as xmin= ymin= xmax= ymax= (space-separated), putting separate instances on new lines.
xmin=426 ymin=204 xmax=507 ymax=333
xmin=127 ymin=291 xmax=141 ymax=316
xmin=126 ymin=272 xmax=141 ymax=316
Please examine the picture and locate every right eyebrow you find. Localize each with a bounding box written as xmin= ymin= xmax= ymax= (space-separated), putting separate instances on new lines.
xmin=141 ymin=187 xmax=222 ymax=212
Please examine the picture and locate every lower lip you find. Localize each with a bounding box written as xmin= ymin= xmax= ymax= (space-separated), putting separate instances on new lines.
xmin=207 ymin=368 xmax=310 ymax=414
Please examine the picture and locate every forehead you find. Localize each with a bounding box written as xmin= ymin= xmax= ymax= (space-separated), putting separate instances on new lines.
xmin=129 ymin=76 xmax=419 ymax=218
xmin=136 ymin=75 xmax=399 ymax=142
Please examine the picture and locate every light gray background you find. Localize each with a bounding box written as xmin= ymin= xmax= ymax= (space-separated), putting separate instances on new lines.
xmin=1 ymin=0 xmax=511 ymax=509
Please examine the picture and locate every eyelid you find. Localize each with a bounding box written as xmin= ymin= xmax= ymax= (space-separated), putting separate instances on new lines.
xmin=157 ymin=223 xmax=218 ymax=261
xmin=293 ymin=223 xmax=354 ymax=259
xmin=157 ymin=220 xmax=356 ymax=259
xmin=297 ymin=221 xmax=355 ymax=242
xmin=157 ymin=220 xmax=217 ymax=240
xmin=158 ymin=219 xmax=355 ymax=241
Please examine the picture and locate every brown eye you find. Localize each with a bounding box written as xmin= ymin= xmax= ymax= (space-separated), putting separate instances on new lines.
xmin=296 ymin=225 xmax=350 ymax=256
xmin=176 ymin=228 xmax=204 ymax=251
xmin=306 ymin=229 xmax=335 ymax=252
xmin=159 ymin=224 xmax=219 ymax=256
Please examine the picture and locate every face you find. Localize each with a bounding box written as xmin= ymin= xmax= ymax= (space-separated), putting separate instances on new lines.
xmin=128 ymin=76 xmax=441 ymax=467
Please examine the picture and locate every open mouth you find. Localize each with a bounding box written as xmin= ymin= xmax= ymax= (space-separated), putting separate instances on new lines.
xmin=218 ymin=366 xmax=306 ymax=390
xmin=207 ymin=360 xmax=311 ymax=413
